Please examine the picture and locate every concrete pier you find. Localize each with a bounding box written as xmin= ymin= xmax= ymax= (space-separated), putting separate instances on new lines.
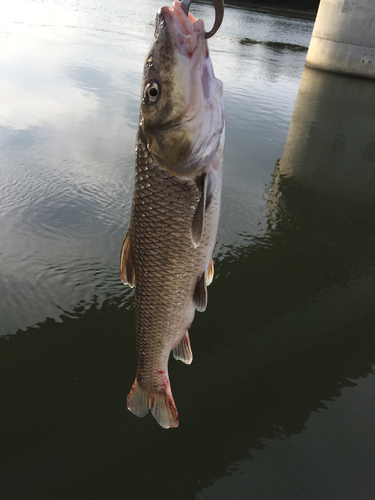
xmin=306 ymin=0 xmax=375 ymax=78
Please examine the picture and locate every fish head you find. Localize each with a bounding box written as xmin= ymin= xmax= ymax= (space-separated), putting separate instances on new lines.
xmin=139 ymin=1 xmax=224 ymax=177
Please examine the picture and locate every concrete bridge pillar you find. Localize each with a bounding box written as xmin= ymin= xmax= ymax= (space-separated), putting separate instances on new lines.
xmin=306 ymin=0 xmax=375 ymax=78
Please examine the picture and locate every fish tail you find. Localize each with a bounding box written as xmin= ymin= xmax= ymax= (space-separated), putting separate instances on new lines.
xmin=127 ymin=379 xmax=179 ymax=429
xmin=151 ymin=391 xmax=179 ymax=429
xmin=126 ymin=379 xmax=150 ymax=418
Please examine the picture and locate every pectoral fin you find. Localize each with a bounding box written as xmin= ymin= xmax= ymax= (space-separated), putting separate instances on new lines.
xmin=206 ymin=258 xmax=214 ymax=286
xmin=173 ymin=332 xmax=193 ymax=364
xmin=193 ymin=272 xmax=207 ymax=312
xmin=191 ymin=173 xmax=207 ymax=249
xmin=120 ymin=227 xmax=135 ymax=288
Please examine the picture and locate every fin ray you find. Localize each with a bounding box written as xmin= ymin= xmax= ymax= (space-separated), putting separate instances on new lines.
xmin=126 ymin=379 xmax=150 ymax=418
xmin=151 ymin=392 xmax=179 ymax=429
xmin=193 ymin=272 xmax=207 ymax=312
xmin=173 ymin=332 xmax=193 ymax=364
xmin=127 ymin=379 xmax=179 ymax=429
xmin=206 ymin=257 xmax=214 ymax=286
xmin=191 ymin=174 xmax=207 ymax=249
xmin=120 ymin=227 xmax=135 ymax=287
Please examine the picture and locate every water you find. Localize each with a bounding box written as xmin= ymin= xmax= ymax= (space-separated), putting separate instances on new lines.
xmin=1 ymin=1 xmax=375 ymax=498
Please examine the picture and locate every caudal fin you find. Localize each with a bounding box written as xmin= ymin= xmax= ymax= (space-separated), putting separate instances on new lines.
xmin=127 ymin=379 xmax=179 ymax=429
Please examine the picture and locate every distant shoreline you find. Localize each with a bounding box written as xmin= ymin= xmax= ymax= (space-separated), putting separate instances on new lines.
xmin=224 ymin=1 xmax=318 ymax=21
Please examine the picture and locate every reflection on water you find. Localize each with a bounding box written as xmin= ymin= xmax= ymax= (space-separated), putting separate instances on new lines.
xmin=199 ymin=65 xmax=375 ymax=499
xmin=1 ymin=1 xmax=375 ymax=499
xmin=239 ymin=38 xmax=307 ymax=52
xmin=278 ymin=66 xmax=375 ymax=197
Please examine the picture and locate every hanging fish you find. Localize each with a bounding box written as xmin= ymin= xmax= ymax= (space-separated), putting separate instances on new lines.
xmin=121 ymin=0 xmax=225 ymax=428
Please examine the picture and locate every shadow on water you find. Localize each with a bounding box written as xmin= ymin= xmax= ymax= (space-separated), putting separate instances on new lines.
xmin=1 ymin=70 xmax=375 ymax=498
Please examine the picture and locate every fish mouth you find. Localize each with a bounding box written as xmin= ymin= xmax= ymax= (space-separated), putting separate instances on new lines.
xmin=159 ymin=1 xmax=205 ymax=57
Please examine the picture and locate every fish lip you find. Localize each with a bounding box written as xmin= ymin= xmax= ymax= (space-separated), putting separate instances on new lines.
xmin=159 ymin=3 xmax=195 ymax=35
xmin=158 ymin=2 xmax=204 ymax=57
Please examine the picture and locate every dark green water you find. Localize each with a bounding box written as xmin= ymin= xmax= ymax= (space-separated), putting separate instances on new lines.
xmin=1 ymin=1 xmax=375 ymax=499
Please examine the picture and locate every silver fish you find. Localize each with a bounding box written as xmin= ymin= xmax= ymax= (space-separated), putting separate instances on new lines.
xmin=120 ymin=0 xmax=225 ymax=428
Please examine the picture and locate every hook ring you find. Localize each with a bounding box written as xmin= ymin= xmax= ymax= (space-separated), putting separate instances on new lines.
xmin=180 ymin=0 xmax=224 ymax=39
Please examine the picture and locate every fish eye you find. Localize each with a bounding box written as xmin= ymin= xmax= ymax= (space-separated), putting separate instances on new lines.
xmin=145 ymin=83 xmax=160 ymax=103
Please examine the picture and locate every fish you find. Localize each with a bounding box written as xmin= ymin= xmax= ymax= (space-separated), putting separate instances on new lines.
xmin=120 ymin=0 xmax=225 ymax=429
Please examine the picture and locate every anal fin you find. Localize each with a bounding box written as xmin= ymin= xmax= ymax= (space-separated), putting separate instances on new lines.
xmin=120 ymin=227 xmax=135 ymax=287
xmin=206 ymin=257 xmax=214 ymax=286
xmin=173 ymin=332 xmax=193 ymax=364
xmin=193 ymin=272 xmax=207 ymax=312
xmin=191 ymin=173 xmax=207 ymax=249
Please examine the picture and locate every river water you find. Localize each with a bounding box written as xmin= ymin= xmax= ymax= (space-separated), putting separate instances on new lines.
xmin=1 ymin=1 xmax=375 ymax=498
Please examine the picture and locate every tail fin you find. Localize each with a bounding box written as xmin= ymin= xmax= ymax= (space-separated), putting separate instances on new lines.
xmin=127 ymin=379 xmax=179 ymax=429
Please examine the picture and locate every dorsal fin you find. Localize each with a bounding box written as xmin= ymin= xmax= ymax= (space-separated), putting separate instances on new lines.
xmin=193 ymin=272 xmax=207 ymax=312
xmin=120 ymin=227 xmax=135 ymax=288
xmin=191 ymin=173 xmax=207 ymax=249
xmin=206 ymin=258 xmax=214 ymax=286
xmin=173 ymin=332 xmax=193 ymax=365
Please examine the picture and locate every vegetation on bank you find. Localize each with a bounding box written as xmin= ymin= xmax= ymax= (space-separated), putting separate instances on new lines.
xmin=225 ymin=0 xmax=320 ymax=15
xmin=226 ymin=0 xmax=319 ymax=9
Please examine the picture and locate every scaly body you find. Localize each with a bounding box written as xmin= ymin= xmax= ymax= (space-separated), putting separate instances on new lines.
xmin=121 ymin=1 xmax=225 ymax=428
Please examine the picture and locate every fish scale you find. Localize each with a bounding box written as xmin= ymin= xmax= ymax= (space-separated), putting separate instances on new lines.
xmin=130 ymin=135 xmax=218 ymax=390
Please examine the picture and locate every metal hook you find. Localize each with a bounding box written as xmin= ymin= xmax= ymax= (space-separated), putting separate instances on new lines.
xmin=180 ymin=0 xmax=224 ymax=39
